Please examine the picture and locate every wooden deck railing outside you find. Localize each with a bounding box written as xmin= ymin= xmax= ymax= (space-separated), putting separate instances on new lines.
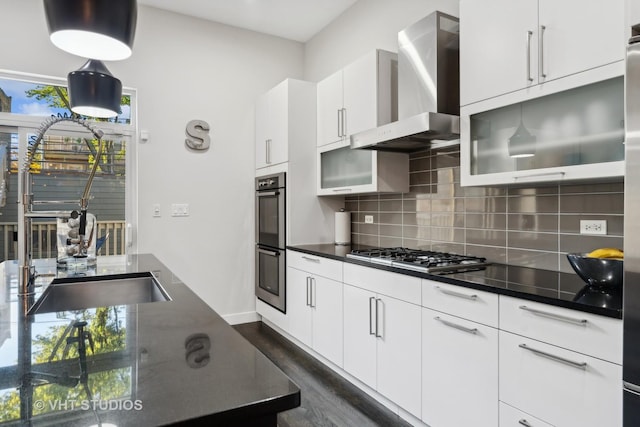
xmin=0 ymin=220 xmax=127 ymax=262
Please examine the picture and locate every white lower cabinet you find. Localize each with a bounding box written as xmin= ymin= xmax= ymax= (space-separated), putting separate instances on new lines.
xmin=277 ymin=253 xmax=623 ymax=427
xmin=343 ymin=282 xmax=422 ymax=418
xmin=499 ymin=330 xmax=622 ymax=427
xmin=286 ymin=266 xmax=343 ymax=367
xmin=343 ymin=284 xmax=377 ymax=388
xmin=421 ymin=308 xmax=498 ymax=427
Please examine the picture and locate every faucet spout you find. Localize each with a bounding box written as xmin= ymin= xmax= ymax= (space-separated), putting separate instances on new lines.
xmin=18 ymin=115 xmax=104 ymax=298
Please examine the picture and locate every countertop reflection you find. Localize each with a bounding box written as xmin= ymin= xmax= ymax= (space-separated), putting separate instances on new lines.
xmin=0 ymin=255 xmax=299 ymax=426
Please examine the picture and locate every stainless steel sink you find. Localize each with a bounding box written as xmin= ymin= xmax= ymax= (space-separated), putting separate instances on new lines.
xmin=28 ymin=272 xmax=172 ymax=315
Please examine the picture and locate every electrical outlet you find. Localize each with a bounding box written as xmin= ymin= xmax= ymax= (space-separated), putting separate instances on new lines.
xmin=580 ymin=220 xmax=607 ymax=235
xmin=364 ymin=215 xmax=374 ymax=224
xmin=171 ymin=203 xmax=189 ymax=217
xmin=152 ymin=204 xmax=161 ymax=217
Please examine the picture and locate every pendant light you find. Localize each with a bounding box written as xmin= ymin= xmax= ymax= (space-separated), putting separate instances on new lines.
xmin=508 ymin=103 xmax=536 ymax=158
xmin=43 ymin=0 xmax=137 ymax=61
xmin=68 ymin=60 xmax=122 ymax=118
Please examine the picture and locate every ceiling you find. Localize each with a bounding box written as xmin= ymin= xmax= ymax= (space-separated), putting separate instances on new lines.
xmin=137 ymin=0 xmax=358 ymax=42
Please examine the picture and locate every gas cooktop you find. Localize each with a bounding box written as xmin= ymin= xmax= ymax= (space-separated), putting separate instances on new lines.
xmin=346 ymin=247 xmax=489 ymax=274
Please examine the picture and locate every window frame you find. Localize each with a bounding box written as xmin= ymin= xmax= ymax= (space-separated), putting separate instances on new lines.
xmin=0 ymin=69 xmax=138 ymax=253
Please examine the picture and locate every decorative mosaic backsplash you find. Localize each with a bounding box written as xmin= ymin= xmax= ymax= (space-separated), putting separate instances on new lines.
xmin=345 ymin=148 xmax=624 ymax=273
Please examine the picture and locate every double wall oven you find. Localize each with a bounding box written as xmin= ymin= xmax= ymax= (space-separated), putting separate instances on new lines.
xmin=255 ymin=172 xmax=286 ymax=312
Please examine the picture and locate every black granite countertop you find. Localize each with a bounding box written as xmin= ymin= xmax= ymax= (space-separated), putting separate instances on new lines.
xmin=288 ymin=244 xmax=622 ymax=319
xmin=0 ymin=254 xmax=300 ymax=426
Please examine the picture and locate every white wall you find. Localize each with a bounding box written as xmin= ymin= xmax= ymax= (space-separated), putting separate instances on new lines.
xmin=0 ymin=1 xmax=305 ymax=320
xmin=1 ymin=0 xmax=461 ymax=320
xmin=304 ymin=0 xmax=459 ymax=82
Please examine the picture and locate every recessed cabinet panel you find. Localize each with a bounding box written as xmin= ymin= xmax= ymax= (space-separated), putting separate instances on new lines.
xmin=462 ymin=77 xmax=624 ymax=186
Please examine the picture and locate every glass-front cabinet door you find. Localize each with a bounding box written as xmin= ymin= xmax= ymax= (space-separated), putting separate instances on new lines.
xmin=461 ymin=76 xmax=624 ymax=186
xmin=316 ymin=139 xmax=409 ymax=196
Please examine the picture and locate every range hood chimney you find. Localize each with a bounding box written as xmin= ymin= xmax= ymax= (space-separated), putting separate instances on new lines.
xmin=350 ymin=11 xmax=460 ymax=152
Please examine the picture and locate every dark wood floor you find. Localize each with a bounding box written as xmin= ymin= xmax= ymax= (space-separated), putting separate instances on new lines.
xmin=233 ymin=321 xmax=412 ymax=427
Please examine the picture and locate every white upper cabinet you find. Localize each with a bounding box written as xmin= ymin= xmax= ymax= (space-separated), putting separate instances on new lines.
xmin=316 ymin=140 xmax=409 ymax=196
xmin=460 ymin=0 xmax=538 ymax=106
xmin=315 ymin=49 xmax=408 ymax=196
xmin=460 ymin=0 xmax=625 ymax=106
xmin=316 ymin=49 xmax=397 ymax=147
xmin=460 ymin=73 xmax=625 ymax=186
xmin=255 ymin=79 xmax=316 ymax=170
xmin=538 ymin=0 xmax=624 ymax=83
xmin=317 ymin=70 xmax=344 ymax=147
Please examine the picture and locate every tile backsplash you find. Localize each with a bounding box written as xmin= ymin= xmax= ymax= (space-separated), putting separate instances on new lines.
xmin=345 ymin=148 xmax=624 ymax=273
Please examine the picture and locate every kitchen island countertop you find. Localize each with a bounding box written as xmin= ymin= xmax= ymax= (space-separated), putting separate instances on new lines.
xmin=288 ymin=244 xmax=622 ymax=319
xmin=0 ymin=254 xmax=299 ymax=426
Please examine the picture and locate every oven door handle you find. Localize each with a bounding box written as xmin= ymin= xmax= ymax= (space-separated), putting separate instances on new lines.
xmin=257 ymin=191 xmax=280 ymax=197
xmin=257 ymin=248 xmax=280 ymax=257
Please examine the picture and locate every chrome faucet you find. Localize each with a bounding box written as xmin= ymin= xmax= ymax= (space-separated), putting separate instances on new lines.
xmin=18 ymin=115 xmax=104 ymax=297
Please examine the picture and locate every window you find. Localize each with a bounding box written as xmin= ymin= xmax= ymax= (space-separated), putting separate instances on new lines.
xmin=0 ymin=71 xmax=137 ymax=262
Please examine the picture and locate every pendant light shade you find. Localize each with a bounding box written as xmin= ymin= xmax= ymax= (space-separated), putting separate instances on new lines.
xmin=68 ymin=60 xmax=122 ymax=118
xmin=43 ymin=0 xmax=137 ymax=61
xmin=508 ymin=104 xmax=536 ymax=158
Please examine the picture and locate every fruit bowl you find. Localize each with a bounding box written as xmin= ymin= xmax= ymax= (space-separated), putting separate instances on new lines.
xmin=566 ymin=253 xmax=623 ymax=288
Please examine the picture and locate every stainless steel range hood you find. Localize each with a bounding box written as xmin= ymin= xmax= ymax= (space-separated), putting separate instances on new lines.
xmin=350 ymin=11 xmax=460 ymax=152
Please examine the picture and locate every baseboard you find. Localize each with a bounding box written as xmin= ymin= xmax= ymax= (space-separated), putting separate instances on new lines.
xmin=222 ymin=310 xmax=261 ymax=325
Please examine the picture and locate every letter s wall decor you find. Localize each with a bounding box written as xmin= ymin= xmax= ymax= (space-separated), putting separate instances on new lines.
xmin=185 ymin=119 xmax=211 ymax=151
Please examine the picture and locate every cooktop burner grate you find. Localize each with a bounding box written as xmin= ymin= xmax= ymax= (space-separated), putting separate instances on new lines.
xmin=347 ymin=248 xmax=489 ymax=273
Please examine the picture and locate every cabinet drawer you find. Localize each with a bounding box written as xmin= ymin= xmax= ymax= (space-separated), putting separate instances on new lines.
xmin=421 ymin=279 xmax=499 ymax=327
xmin=287 ymin=250 xmax=342 ymax=281
xmin=499 ymin=295 xmax=622 ymax=364
xmin=499 ymin=402 xmax=553 ymax=427
xmin=499 ymin=331 xmax=622 ymax=427
xmin=343 ymin=263 xmax=421 ymax=305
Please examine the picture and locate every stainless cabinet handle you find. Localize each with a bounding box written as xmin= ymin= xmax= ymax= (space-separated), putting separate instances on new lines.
xmin=526 ymin=30 xmax=534 ymax=83
xmin=258 ymin=248 xmax=280 ymax=257
xmin=369 ymin=297 xmax=376 ymax=335
xmin=436 ymin=286 xmax=478 ymax=301
xmin=540 ymin=25 xmax=547 ymax=78
xmin=341 ymin=108 xmax=347 ymax=138
xmin=375 ymin=298 xmax=383 ymax=338
xmin=519 ymin=343 xmax=587 ymax=369
xmin=519 ymin=305 xmax=588 ymax=326
xmin=306 ymin=277 xmax=311 ymax=306
xmin=301 ymin=255 xmax=320 ymax=263
xmin=265 ymin=139 xmax=271 ymax=164
xmin=514 ymin=171 xmax=566 ymax=181
xmin=310 ymin=277 xmax=316 ymax=308
xmin=519 ymin=419 xmax=533 ymax=427
xmin=257 ymin=191 xmax=279 ymax=197
xmin=337 ymin=109 xmax=342 ymax=137
xmin=435 ymin=316 xmax=478 ymax=334
xmin=332 ymin=188 xmax=353 ymax=193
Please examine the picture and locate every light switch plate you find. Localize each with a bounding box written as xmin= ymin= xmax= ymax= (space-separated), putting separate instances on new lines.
xmin=365 ymin=215 xmax=374 ymax=224
xmin=153 ymin=204 xmax=161 ymax=217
